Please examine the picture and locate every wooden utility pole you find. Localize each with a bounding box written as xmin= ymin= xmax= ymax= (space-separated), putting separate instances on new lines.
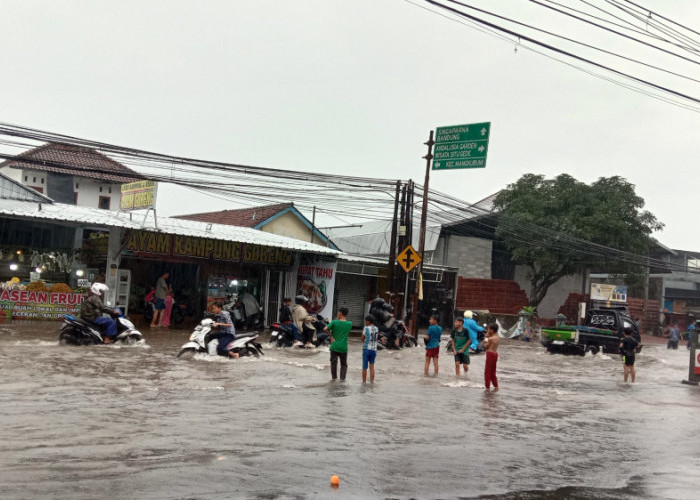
xmin=387 ymin=181 xmax=401 ymax=297
xmin=411 ymin=131 xmax=434 ymax=335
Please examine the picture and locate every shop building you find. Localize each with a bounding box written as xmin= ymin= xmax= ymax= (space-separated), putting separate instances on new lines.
xmin=0 ymin=192 xmax=338 ymax=322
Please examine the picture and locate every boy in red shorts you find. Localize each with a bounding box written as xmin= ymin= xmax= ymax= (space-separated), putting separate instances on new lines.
xmin=484 ymin=323 xmax=500 ymax=391
xmin=424 ymin=315 xmax=442 ymax=376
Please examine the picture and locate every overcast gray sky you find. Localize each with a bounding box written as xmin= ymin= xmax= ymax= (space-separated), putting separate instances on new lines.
xmin=2 ymin=1 xmax=699 ymax=250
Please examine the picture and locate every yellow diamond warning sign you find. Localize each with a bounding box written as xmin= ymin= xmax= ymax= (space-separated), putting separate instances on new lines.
xmin=396 ymin=245 xmax=421 ymax=273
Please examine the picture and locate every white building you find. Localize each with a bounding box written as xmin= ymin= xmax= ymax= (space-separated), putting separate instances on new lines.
xmin=0 ymin=142 xmax=140 ymax=211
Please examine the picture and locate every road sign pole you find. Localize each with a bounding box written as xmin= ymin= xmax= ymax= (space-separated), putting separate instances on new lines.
xmin=411 ymin=130 xmax=434 ymax=336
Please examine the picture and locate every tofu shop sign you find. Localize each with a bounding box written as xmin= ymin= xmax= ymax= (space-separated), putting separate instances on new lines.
xmin=123 ymin=230 xmax=294 ymax=266
xmin=0 ymin=290 xmax=86 ymax=320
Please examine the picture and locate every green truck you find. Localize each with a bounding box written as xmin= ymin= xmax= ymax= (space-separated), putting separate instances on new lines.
xmin=541 ymin=307 xmax=642 ymax=356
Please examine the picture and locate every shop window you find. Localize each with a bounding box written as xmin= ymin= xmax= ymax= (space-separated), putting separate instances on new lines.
xmin=41 ymin=178 xmax=44 ymax=184
xmin=98 ymin=196 xmax=111 ymax=210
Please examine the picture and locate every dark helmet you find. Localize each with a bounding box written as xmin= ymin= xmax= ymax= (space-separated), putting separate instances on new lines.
xmin=295 ymin=295 xmax=308 ymax=305
xmin=371 ymin=298 xmax=386 ymax=309
xmin=381 ymin=303 xmax=394 ymax=313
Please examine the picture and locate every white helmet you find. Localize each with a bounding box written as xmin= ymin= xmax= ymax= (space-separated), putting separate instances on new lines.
xmin=91 ymin=283 xmax=109 ymax=296
xmin=463 ymin=310 xmax=473 ymax=319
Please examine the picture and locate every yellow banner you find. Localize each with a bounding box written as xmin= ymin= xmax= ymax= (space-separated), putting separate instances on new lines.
xmin=120 ymin=180 xmax=157 ymax=211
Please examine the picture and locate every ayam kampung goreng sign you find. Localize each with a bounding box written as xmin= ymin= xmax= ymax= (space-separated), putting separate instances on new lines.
xmin=124 ymin=230 xmax=294 ymax=266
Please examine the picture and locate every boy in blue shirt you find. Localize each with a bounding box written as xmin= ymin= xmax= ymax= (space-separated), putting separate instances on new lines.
xmin=362 ymin=315 xmax=378 ymax=383
xmin=424 ymin=315 xmax=442 ymax=376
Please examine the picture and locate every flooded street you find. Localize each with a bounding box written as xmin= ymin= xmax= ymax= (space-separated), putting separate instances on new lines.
xmin=1 ymin=321 xmax=699 ymax=499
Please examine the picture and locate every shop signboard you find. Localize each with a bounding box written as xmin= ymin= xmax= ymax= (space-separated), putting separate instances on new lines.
xmin=0 ymin=290 xmax=85 ymax=320
xmin=591 ymin=283 xmax=627 ymax=303
xmin=123 ymin=230 xmax=293 ymax=266
xmin=297 ymin=259 xmax=337 ymax=320
xmin=120 ymin=180 xmax=157 ymax=211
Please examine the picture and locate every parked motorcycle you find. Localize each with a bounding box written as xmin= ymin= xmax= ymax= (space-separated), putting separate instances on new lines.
xmin=176 ymin=315 xmax=264 ymax=359
xmin=58 ymin=312 xmax=144 ymax=346
xmin=269 ymin=314 xmax=330 ymax=348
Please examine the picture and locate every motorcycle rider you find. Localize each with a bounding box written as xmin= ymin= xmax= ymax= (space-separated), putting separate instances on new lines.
xmin=292 ymin=295 xmax=315 ymax=347
xmin=463 ymin=310 xmax=485 ymax=353
xmin=81 ymin=283 xmax=121 ymax=344
xmin=210 ymin=301 xmax=239 ymax=358
xmin=279 ymin=297 xmax=300 ymax=342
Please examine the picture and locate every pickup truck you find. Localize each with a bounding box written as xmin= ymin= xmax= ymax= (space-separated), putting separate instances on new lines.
xmin=541 ymin=308 xmax=642 ymax=356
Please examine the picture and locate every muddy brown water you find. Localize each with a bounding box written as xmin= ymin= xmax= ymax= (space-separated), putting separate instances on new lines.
xmin=1 ymin=321 xmax=699 ymax=499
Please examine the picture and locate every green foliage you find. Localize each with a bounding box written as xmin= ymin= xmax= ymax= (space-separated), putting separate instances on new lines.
xmin=494 ymin=174 xmax=663 ymax=307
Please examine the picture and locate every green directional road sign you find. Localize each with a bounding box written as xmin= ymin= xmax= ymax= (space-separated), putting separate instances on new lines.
xmin=432 ymin=122 xmax=491 ymax=170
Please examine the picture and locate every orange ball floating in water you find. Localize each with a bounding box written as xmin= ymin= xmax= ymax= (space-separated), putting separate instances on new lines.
xmin=330 ymin=475 xmax=340 ymax=487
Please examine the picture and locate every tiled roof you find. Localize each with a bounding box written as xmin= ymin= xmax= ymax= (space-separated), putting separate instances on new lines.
xmin=0 ymin=142 xmax=142 ymax=184
xmin=174 ymin=203 xmax=294 ymax=227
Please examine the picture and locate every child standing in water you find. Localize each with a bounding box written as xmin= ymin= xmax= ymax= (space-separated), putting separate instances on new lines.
xmin=484 ymin=323 xmax=500 ymax=391
xmin=361 ymin=315 xmax=378 ymax=383
xmin=325 ymin=307 xmax=352 ymax=381
xmin=450 ymin=317 xmax=470 ymax=376
xmin=619 ymin=327 xmax=640 ymax=384
xmin=424 ymin=315 xmax=442 ymax=376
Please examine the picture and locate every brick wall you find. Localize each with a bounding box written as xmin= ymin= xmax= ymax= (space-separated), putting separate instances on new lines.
xmin=456 ymin=277 xmax=529 ymax=314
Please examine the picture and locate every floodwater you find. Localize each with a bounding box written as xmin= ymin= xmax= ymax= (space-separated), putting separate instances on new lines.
xmin=1 ymin=321 xmax=699 ymax=500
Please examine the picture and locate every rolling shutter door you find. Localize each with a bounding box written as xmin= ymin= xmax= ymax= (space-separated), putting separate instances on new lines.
xmin=335 ymin=273 xmax=370 ymax=326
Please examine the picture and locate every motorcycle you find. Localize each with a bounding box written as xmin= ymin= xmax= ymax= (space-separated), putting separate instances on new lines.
xmin=58 ymin=312 xmax=144 ymax=346
xmin=369 ymin=298 xmax=418 ymax=350
xmin=176 ymin=315 xmax=264 ymax=359
xmin=269 ymin=314 xmax=330 ymax=348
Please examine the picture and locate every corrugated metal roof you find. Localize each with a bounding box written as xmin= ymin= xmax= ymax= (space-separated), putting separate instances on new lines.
xmin=0 ymin=199 xmax=339 ymax=255
xmin=326 ymin=219 xmax=441 ymax=254
xmin=0 ymin=170 xmax=53 ymax=203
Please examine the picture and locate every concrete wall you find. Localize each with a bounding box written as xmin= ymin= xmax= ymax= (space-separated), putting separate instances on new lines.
xmin=0 ymin=166 xmax=23 ymax=183
xmin=433 ymin=234 xmax=492 ymax=279
xmin=74 ymin=179 xmax=121 ymax=210
xmin=1 ymin=167 xmax=122 ymax=210
xmin=514 ymin=265 xmax=585 ymax=318
xmin=261 ymin=211 xmax=313 ymax=241
xmin=1 ymin=168 xmax=48 ymax=193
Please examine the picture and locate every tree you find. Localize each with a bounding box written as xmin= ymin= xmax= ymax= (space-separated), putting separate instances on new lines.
xmin=493 ymin=174 xmax=663 ymax=307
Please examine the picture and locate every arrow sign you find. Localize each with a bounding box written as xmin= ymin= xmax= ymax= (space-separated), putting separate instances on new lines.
xmin=432 ymin=122 xmax=491 ymax=170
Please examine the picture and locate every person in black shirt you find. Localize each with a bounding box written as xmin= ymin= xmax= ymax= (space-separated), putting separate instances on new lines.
xmin=619 ymin=327 xmax=640 ymax=383
xmin=279 ymin=297 xmax=300 ymax=342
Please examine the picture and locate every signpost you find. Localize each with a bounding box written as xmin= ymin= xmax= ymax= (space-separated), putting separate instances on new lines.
xmin=432 ymin=122 xmax=490 ymax=170
xmin=396 ymin=245 xmax=421 ymax=273
xmin=411 ymin=121 xmax=491 ymax=335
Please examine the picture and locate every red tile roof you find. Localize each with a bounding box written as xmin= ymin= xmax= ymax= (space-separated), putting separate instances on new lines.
xmin=0 ymin=142 xmax=142 ymax=183
xmin=175 ymin=203 xmax=294 ymax=227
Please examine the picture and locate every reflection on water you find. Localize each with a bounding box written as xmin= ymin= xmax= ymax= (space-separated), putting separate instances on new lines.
xmin=0 ymin=320 xmax=699 ymax=499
